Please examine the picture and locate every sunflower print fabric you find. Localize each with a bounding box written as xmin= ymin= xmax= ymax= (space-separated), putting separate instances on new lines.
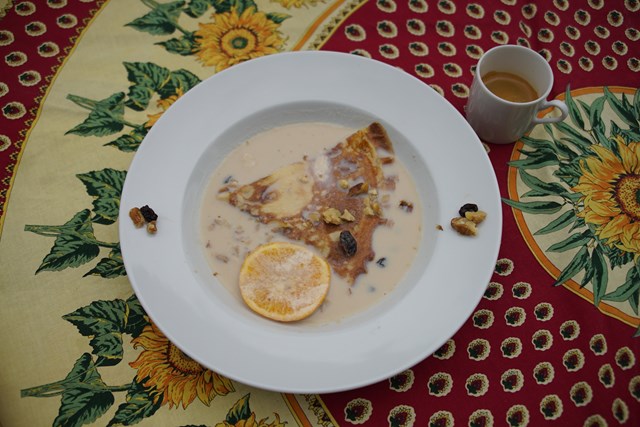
xmin=1 ymin=0 xmax=640 ymax=426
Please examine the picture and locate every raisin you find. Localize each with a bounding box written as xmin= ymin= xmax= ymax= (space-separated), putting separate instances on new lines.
xmin=140 ymin=205 xmax=158 ymax=222
xmin=129 ymin=207 xmax=145 ymax=228
xmin=339 ymin=230 xmax=357 ymax=257
xmin=458 ymin=203 xmax=478 ymax=217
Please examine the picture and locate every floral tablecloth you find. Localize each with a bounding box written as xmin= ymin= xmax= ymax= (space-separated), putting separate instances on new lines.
xmin=1 ymin=0 xmax=639 ymax=426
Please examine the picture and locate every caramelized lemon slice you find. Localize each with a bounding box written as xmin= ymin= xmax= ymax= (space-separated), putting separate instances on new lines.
xmin=239 ymin=242 xmax=331 ymax=322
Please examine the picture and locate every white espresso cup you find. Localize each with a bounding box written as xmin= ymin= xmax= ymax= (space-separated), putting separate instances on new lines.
xmin=465 ymin=45 xmax=569 ymax=144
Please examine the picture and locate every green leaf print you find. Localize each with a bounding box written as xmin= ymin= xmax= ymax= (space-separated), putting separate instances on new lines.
xmin=124 ymin=62 xmax=172 ymax=111
xmin=107 ymin=380 xmax=162 ymax=426
xmin=106 ymin=128 xmax=148 ymax=152
xmin=63 ymin=300 xmax=128 ymax=366
xmin=124 ymin=62 xmax=201 ymax=110
xmin=605 ymin=87 xmax=639 ymax=128
xmin=89 ymin=333 xmax=125 ymax=367
xmin=124 ymin=295 xmax=149 ymax=338
xmin=25 ymin=210 xmax=101 ymax=273
xmin=502 ymin=199 xmax=564 ymax=214
xmin=126 ymin=0 xmax=186 ymax=36
xmin=591 ymin=246 xmax=609 ymax=306
xmin=553 ymin=121 xmax=593 ymax=149
xmin=84 ymin=246 xmax=126 ymax=279
xmin=587 ymin=96 xmax=606 ymax=133
xmin=184 ymin=0 xmax=215 ymax=18
xmin=507 ymin=149 xmax=559 ymax=169
xmin=266 ymin=12 xmax=291 ymax=24
xmin=158 ymin=68 xmax=201 ymax=98
xmin=553 ymin=245 xmax=590 ymax=287
xmin=601 ymin=241 xmax=636 ymax=269
xmin=534 ymin=210 xmax=577 ymax=235
xmin=565 ymin=86 xmax=585 ymax=130
xmin=225 ymin=394 xmax=252 ymax=424
xmin=214 ymin=0 xmax=257 ymax=14
xmin=547 ymin=230 xmax=593 ymax=252
xmin=76 ymin=169 xmax=126 ymax=225
xmin=157 ymin=34 xmax=199 ymax=55
xmin=518 ymin=169 xmax=569 ymax=197
xmin=66 ymin=93 xmax=127 ymax=137
xmin=603 ymin=261 xmax=640 ymax=306
xmin=53 ymin=354 xmax=115 ymax=427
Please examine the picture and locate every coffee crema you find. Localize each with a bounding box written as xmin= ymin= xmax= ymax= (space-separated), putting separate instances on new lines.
xmin=482 ymin=71 xmax=539 ymax=103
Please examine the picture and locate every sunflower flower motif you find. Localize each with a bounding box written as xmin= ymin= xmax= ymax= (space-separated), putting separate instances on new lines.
xmin=572 ymin=136 xmax=640 ymax=255
xmin=130 ymin=323 xmax=234 ymax=409
xmin=194 ymin=8 xmax=285 ymax=72
xmin=144 ymin=88 xmax=184 ymax=129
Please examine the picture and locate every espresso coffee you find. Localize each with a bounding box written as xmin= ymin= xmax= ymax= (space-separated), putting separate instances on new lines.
xmin=482 ymin=71 xmax=539 ymax=103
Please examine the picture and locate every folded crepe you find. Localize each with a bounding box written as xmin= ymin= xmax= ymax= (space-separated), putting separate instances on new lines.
xmin=222 ymin=122 xmax=394 ymax=284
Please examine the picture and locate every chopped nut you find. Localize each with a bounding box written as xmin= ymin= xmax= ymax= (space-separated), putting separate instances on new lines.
xmin=328 ymin=231 xmax=341 ymax=242
xmin=371 ymin=201 xmax=382 ymax=215
xmin=240 ymin=186 xmax=254 ymax=198
xmin=140 ymin=205 xmax=158 ymax=222
xmin=338 ymin=179 xmax=349 ymax=189
xmin=340 ymin=209 xmax=355 ymax=222
xmin=322 ymin=208 xmax=343 ymax=225
xmin=347 ymin=182 xmax=369 ymax=196
xmin=308 ymin=212 xmax=321 ymax=222
xmin=129 ymin=207 xmax=145 ymax=228
xmin=465 ymin=210 xmax=487 ymax=224
xmin=451 ymin=217 xmax=477 ymax=236
xmin=363 ymin=205 xmax=376 ymax=216
xmin=216 ymin=192 xmax=230 ymax=201
xmin=399 ymin=200 xmax=414 ymax=213
xmin=146 ymin=220 xmax=158 ymax=234
xmin=380 ymin=156 xmax=395 ymax=164
xmin=436 ymin=224 xmax=444 ymax=231
xmin=215 ymin=254 xmax=229 ymax=263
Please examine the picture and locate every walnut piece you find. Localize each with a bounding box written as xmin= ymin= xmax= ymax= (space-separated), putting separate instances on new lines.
xmin=340 ymin=209 xmax=356 ymax=222
xmin=322 ymin=208 xmax=343 ymax=225
xmin=465 ymin=210 xmax=487 ymax=224
xmin=146 ymin=220 xmax=158 ymax=234
xmin=347 ymin=182 xmax=369 ymax=197
xmin=451 ymin=217 xmax=477 ymax=236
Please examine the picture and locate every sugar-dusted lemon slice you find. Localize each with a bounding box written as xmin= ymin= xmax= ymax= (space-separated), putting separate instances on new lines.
xmin=239 ymin=242 xmax=331 ymax=322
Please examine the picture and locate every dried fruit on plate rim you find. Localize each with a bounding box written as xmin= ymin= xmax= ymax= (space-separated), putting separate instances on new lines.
xmin=129 ymin=205 xmax=158 ymax=234
xmin=451 ymin=203 xmax=487 ymax=236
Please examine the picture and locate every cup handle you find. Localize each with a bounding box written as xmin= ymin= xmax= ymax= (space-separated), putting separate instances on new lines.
xmin=531 ymin=100 xmax=569 ymax=125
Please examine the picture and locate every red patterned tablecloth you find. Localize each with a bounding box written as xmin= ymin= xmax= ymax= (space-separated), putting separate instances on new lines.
xmin=1 ymin=1 xmax=638 ymax=426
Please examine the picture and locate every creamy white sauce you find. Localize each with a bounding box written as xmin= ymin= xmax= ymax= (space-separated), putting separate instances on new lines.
xmin=200 ymin=122 xmax=422 ymax=325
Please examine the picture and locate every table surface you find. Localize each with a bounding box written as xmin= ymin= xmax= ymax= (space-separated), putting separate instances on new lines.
xmin=1 ymin=0 xmax=639 ymax=426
